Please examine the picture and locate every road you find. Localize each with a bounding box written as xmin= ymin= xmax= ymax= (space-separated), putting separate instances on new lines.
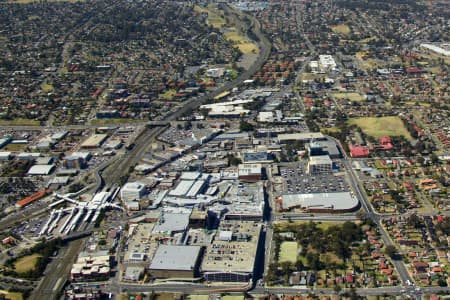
xmin=109 ymin=280 xmax=450 ymax=296
xmin=31 ymin=239 xmax=85 ymax=300
xmin=342 ymin=157 xmax=413 ymax=285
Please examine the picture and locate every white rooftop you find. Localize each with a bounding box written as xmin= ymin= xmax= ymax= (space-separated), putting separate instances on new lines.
xmin=149 ymin=245 xmax=201 ymax=271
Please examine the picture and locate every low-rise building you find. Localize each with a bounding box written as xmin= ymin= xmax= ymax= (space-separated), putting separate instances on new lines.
xmin=149 ymin=245 xmax=202 ymax=278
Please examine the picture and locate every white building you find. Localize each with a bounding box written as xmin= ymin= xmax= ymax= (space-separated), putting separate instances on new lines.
xmin=319 ymin=55 xmax=337 ymax=71
xmin=120 ymin=182 xmax=147 ymax=202
xmin=307 ymin=155 xmax=333 ymax=175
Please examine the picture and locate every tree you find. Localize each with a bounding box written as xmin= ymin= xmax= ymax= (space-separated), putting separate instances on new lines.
xmin=228 ymin=155 xmax=242 ymax=166
xmin=239 ymin=121 xmax=254 ymax=132
xmin=384 ymin=245 xmax=397 ymax=258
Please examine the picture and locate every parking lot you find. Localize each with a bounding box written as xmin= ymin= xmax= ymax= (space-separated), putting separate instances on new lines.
xmin=279 ymin=163 xmax=350 ymax=194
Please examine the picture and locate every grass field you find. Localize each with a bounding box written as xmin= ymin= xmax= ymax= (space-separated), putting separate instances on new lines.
xmin=331 ymin=24 xmax=350 ymax=35
xmin=41 ymin=83 xmax=54 ymax=93
xmin=404 ymin=101 xmax=431 ymax=107
xmin=279 ymin=241 xmax=298 ymax=263
xmin=0 ymin=118 xmax=40 ymax=126
xmin=194 ymin=5 xmax=226 ymax=29
xmin=224 ymin=31 xmax=258 ymax=54
xmin=159 ymin=89 xmax=177 ymax=100
xmin=90 ymin=118 xmax=135 ymax=126
xmin=333 ymin=92 xmax=365 ymax=102
xmin=358 ymin=37 xmax=377 ymax=44
xmin=14 ymin=254 xmax=41 ymax=273
xmin=0 ymin=290 xmax=22 ymax=300
xmin=348 ymin=116 xmax=412 ymax=141
xmin=187 ymin=296 xmax=209 ymax=300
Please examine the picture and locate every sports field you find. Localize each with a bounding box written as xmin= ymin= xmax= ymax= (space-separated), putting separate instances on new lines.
xmin=279 ymin=241 xmax=298 ymax=263
xmin=348 ymin=116 xmax=412 ymax=141
xmin=331 ymin=24 xmax=350 ymax=35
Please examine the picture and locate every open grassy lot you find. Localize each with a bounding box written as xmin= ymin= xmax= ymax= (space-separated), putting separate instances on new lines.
xmin=194 ymin=5 xmax=226 ymax=29
xmin=236 ymin=42 xmax=258 ymax=54
xmin=159 ymin=89 xmax=177 ymax=100
xmin=224 ymin=31 xmax=258 ymax=54
xmin=358 ymin=37 xmax=377 ymax=44
xmin=0 ymin=118 xmax=40 ymax=126
xmin=41 ymin=83 xmax=54 ymax=93
xmin=90 ymin=118 xmax=136 ymax=126
xmin=224 ymin=31 xmax=245 ymax=42
xmin=333 ymin=92 xmax=365 ymax=102
xmin=275 ymin=221 xmax=341 ymax=232
xmin=279 ymin=241 xmax=298 ymax=263
xmin=187 ymin=296 xmax=209 ymax=300
xmin=14 ymin=254 xmax=41 ymax=273
xmin=331 ymin=24 xmax=350 ymax=35
xmin=404 ymin=101 xmax=431 ymax=107
xmin=348 ymin=116 xmax=412 ymax=141
xmin=0 ymin=291 xmax=22 ymax=300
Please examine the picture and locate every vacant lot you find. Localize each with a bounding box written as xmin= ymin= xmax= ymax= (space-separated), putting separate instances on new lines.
xmin=0 ymin=291 xmax=22 ymax=300
xmin=333 ymin=92 xmax=365 ymax=102
xmin=14 ymin=254 xmax=41 ymax=273
xmin=348 ymin=116 xmax=412 ymax=141
xmin=194 ymin=5 xmax=226 ymax=29
xmin=0 ymin=118 xmax=40 ymax=126
xmin=331 ymin=24 xmax=351 ymax=35
xmin=224 ymin=31 xmax=258 ymax=54
xmin=280 ymin=241 xmax=298 ymax=263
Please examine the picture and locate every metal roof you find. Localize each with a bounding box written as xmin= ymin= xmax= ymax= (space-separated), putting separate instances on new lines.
xmin=149 ymin=245 xmax=201 ymax=271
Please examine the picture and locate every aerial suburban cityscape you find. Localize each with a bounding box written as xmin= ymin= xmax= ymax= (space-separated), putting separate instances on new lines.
xmin=0 ymin=0 xmax=449 ymax=299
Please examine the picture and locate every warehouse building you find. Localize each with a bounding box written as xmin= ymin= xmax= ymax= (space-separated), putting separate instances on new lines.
xmin=81 ymin=134 xmax=108 ymax=149
xmin=149 ymin=245 xmax=202 ymax=278
xmin=27 ymin=164 xmax=55 ymax=176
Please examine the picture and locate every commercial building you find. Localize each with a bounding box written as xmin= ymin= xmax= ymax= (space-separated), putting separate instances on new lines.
xmin=149 ymin=245 xmax=202 ymax=278
xmin=257 ymin=111 xmax=274 ymax=123
xmin=278 ymin=132 xmax=325 ymax=144
xmin=81 ymin=134 xmax=108 ymax=149
xmin=242 ymin=152 xmax=272 ymax=164
xmin=202 ymin=220 xmax=262 ymax=282
xmin=238 ymin=164 xmax=262 ymax=182
xmin=70 ymin=251 xmax=111 ymax=282
xmin=279 ymin=192 xmax=359 ymax=213
xmin=120 ymin=182 xmax=147 ymax=202
xmin=152 ymin=210 xmax=191 ymax=235
xmin=307 ymin=155 xmax=333 ymax=175
xmin=123 ymin=266 xmax=145 ymax=282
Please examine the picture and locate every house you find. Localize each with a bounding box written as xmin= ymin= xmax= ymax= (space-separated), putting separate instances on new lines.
xmin=413 ymin=261 xmax=428 ymax=273
xmin=381 ymin=269 xmax=393 ymax=275
xmin=345 ymin=273 xmax=354 ymax=284
xmin=349 ymin=144 xmax=370 ymax=157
